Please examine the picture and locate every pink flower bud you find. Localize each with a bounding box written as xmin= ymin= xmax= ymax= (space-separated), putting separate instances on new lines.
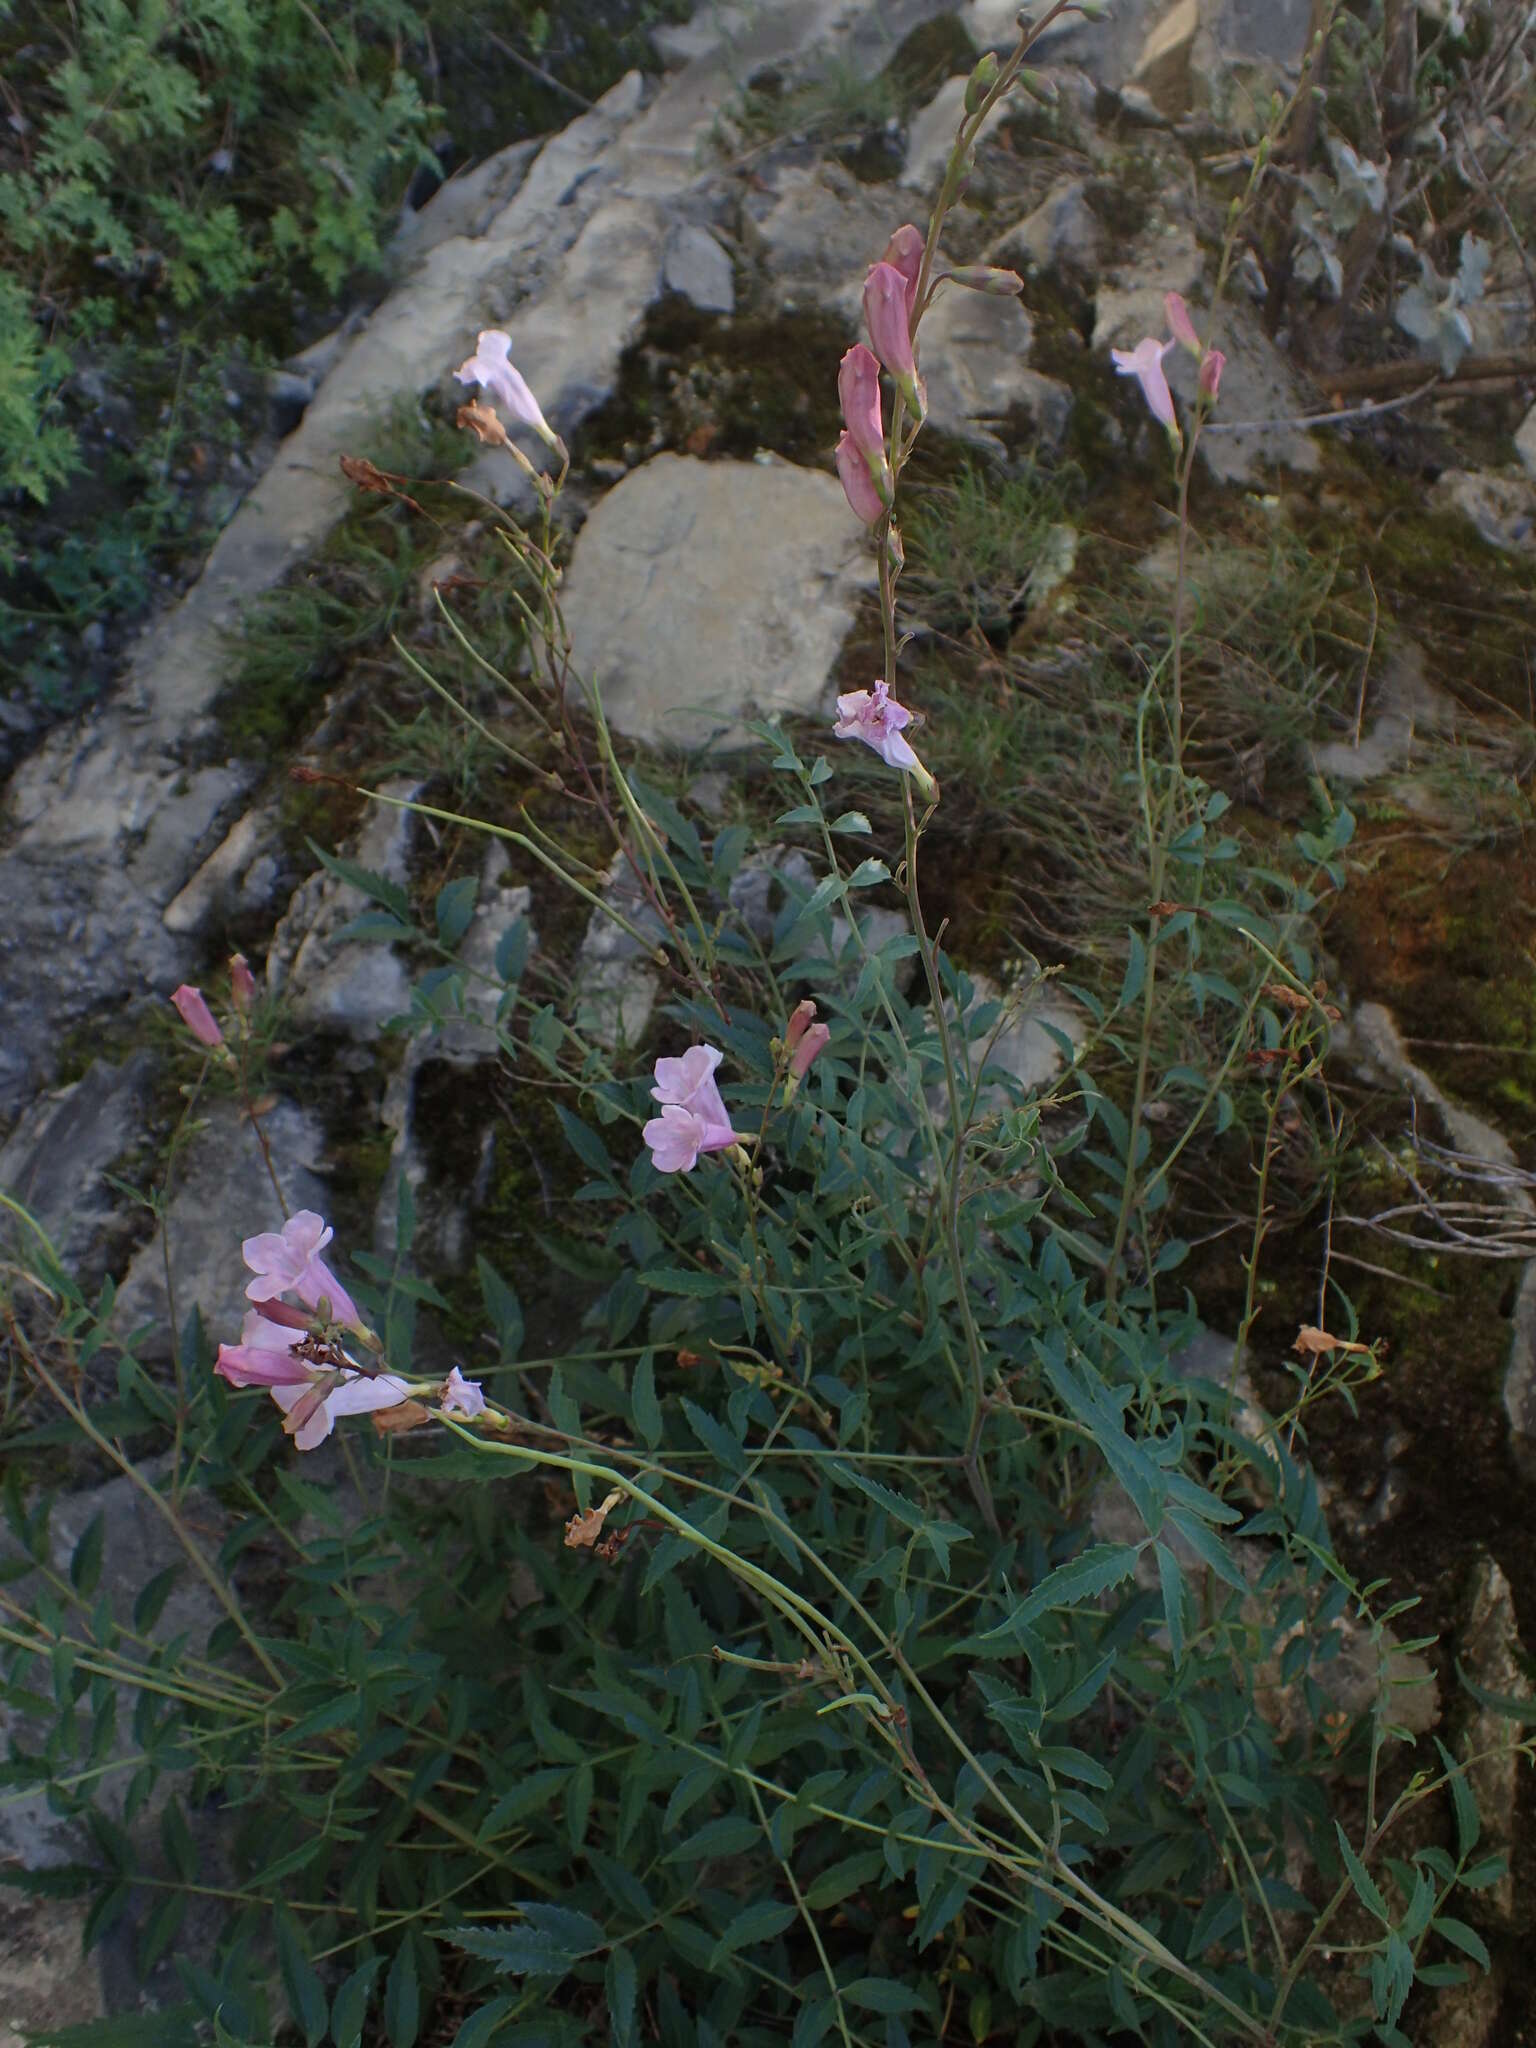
xmin=785 ymin=999 xmax=819 ymax=1054
xmin=863 ymin=262 xmax=926 ymax=417
xmin=1165 ymin=292 xmax=1201 ymax=355
xmin=790 ymin=1021 xmax=830 ymax=1079
xmin=836 ymin=431 xmax=888 ymax=526
xmin=945 ymin=265 xmax=1025 ymax=296
xmin=881 ymin=224 xmax=925 ymax=324
xmin=229 ymin=953 xmax=257 ymax=1013
xmin=1199 ymin=348 xmax=1226 ymax=401
xmin=837 ymin=345 xmax=886 ymax=472
xmin=171 ymin=984 xmax=223 ymax=1049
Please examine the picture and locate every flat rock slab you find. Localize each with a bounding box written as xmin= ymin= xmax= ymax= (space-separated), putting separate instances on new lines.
xmin=563 ymin=454 xmax=878 ymax=749
xmin=919 ymin=284 xmax=1073 ymax=453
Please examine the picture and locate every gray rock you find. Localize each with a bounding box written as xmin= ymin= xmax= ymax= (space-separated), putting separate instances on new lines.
xmin=651 ymin=7 xmax=751 ymax=66
xmin=664 ymin=221 xmax=735 ymax=313
xmin=901 ymin=74 xmax=1007 ymax=196
xmin=0 ymin=1896 xmax=105 ymax=2046
xmin=0 ymin=849 xmax=183 ymax=1126
xmin=1431 ymin=469 xmax=1535 ymax=553
xmin=1336 ymin=1001 xmax=1536 ymax=1473
xmin=393 ymin=137 xmax=541 ymax=263
xmin=920 ymin=279 xmax=1073 ymax=454
xmin=1310 ymin=639 xmax=1458 ymax=785
xmin=162 ymin=801 xmax=285 ymax=936
xmin=1002 ymin=179 xmax=1102 ymax=277
xmin=267 ymin=782 xmax=419 ymax=1038
xmin=113 ymin=1099 xmax=334 ymax=1357
xmin=1129 ymin=0 xmax=1197 ymax=116
xmin=728 ymin=846 xmax=818 ymax=942
xmin=1516 ymin=403 xmax=1536 ymax=482
xmin=562 ymin=454 xmax=878 ymax=748
xmin=432 ymin=847 xmax=535 ymax=1063
xmin=0 ymin=1054 xmax=158 ymax=1288
xmin=1449 ymin=1555 xmax=1528 ymax=1922
xmin=266 ymin=367 xmax=317 ymax=435
xmin=574 ymin=853 xmax=668 ymax=1050
xmin=971 ymin=975 xmax=1086 ymax=1097
xmin=753 ymin=166 xmax=907 ymax=323
xmin=0 ymin=1456 xmax=234 ymax=2029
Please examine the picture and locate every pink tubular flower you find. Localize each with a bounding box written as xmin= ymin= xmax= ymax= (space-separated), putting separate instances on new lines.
xmin=1111 ymin=335 xmax=1177 ymax=430
xmin=272 ymin=1373 xmax=413 ymax=1453
xmin=215 ymin=1311 xmax=311 ymax=1389
xmin=171 ymin=985 xmax=223 ymax=1050
xmin=442 ymin=1367 xmax=486 ymax=1419
xmin=1199 ymin=348 xmax=1226 ymax=402
xmin=863 ymin=262 xmax=925 ymax=417
xmin=785 ymin=999 xmax=818 ymax=1055
xmin=242 ymin=1210 xmax=361 ymax=1330
xmin=455 ymin=330 xmax=557 ymax=448
xmin=642 ymin=1103 xmax=713 ymax=1175
xmin=836 ymin=431 xmax=888 ymax=526
xmin=838 ymin=345 xmax=889 ymax=481
xmin=1164 ymin=292 xmax=1202 ymax=355
xmin=881 ymin=224 xmax=925 ymax=324
xmin=834 ymin=680 xmax=935 ymax=796
xmin=790 ymin=1021 xmax=831 ymax=1080
xmin=644 ymin=1045 xmax=743 ymax=1174
xmin=229 ymin=954 xmax=257 ymax=1014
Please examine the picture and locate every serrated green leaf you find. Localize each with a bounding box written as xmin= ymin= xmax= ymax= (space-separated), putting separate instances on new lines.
xmin=802 ymin=1850 xmax=885 ymax=1911
xmin=435 ymin=875 xmax=478 ymax=948
xmin=639 ymin=1266 xmax=728 ymax=1298
xmin=448 ymin=1996 xmax=515 ymax=2048
xmin=1335 ymin=1822 xmax=1388 ymax=1924
xmin=843 ymin=1978 xmax=925 ymax=2015
xmin=981 ymin=1543 xmax=1141 ymax=1642
xmin=385 ymin=1935 xmax=420 ymax=2047
xmin=1154 ymin=1541 xmax=1186 ymax=1666
xmin=1434 ymin=1915 xmax=1491 ymax=1971
xmin=662 ymin=1814 xmax=759 ymax=1863
xmin=709 ymin=1899 xmax=795 ymax=1965
xmin=1434 ymin=1736 xmax=1481 ymax=1859
xmin=277 ymin=1915 xmax=328 ymax=2047
xmin=605 ymin=1947 xmax=638 ymax=2048
xmin=69 ymin=1512 xmax=104 ymax=1597
xmin=331 ymin=1958 xmax=385 ymax=2048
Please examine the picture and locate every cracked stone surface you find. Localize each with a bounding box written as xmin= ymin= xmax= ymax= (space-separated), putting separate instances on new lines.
xmin=562 ymin=454 xmax=878 ymax=748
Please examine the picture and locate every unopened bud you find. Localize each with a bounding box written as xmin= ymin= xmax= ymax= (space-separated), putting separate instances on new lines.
xmin=965 ymin=52 xmax=1000 ymax=114
xmin=230 ymin=953 xmax=257 ymax=1013
xmin=785 ymin=999 xmax=819 ymax=1055
xmin=1017 ymin=67 xmax=1058 ymax=104
xmin=946 ymin=265 xmax=1025 ymax=296
xmin=171 ymin=985 xmax=224 ymax=1051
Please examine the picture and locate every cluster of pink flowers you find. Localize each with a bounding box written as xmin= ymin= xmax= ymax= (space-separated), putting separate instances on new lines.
xmin=641 ymin=1045 xmax=744 ymax=1174
xmin=215 ymin=1212 xmax=485 ymax=1450
xmin=1111 ymin=292 xmax=1226 ymax=437
xmin=835 ymin=222 xmax=926 ymax=530
xmin=641 ymin=1013 xmax=831 ymax=1172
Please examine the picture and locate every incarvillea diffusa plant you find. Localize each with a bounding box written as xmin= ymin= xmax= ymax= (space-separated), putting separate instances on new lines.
xmin=2 ymin=7 xmax=1526 ymax=2046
